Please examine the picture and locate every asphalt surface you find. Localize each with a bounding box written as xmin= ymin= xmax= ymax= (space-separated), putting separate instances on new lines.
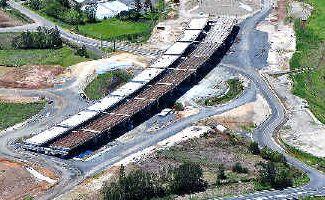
xmin=0 ymin=0 xmax=324 ymax=199
xmin=2 ymin=0 xmax=162 ymax=57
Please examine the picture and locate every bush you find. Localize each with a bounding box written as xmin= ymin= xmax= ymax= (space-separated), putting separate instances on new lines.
xmin=232 ymin=162 xmax=249 ymax=174
xmin=76 ymin=45 xmax=88 ymax=58
xmin=12 ymin=26 xmax=62 ymax=49
xmin=170 ymin=162 xmax=207 ymax=195
xmin=0 ymin=0 xmax=7 ymax=8
xmin=174 ymin=102 xmax=184 ymax=111
xmin=257 ymin=161 xmax=293 ymax=189
xmin=249 ymin=141 xmax=260 ymax=155
xmin=28 ymin=0 xmax=43 ymax=10
xmin=102 ymin=165 xmax=165 ymax=200
xmin=260 ymin=147 xmax=286 ymax=163
xmin=217 ymin=164 xmax=227 ymax=180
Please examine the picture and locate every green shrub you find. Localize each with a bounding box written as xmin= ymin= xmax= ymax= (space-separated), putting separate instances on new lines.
xmin=260 ymin=147 xmax=286 ymax=163
xmin=174 ymin=102 xmax=184 ymax=111
xmin=232 ymin=162 xmax=249 ymax=174
xmin=257 ymin=161 xmax=293 ymax=189
xmin=170 ymin=162 xmax=207 ymax=195
xmin=0 ymin=0 xmax=7 ymax=8
xmin=102 ymin=165 xmax=165 ymax=200
xmin=249 ymin=141 xmax=260 ymax=155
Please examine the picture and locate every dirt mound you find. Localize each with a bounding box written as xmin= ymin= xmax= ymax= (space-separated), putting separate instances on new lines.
xmin=0 ymin=65 xmax=66 ymax=89
xmin=0 ymin=9 xmax=23 ymax=28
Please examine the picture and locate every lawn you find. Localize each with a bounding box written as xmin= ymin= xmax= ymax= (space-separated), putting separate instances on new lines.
xmin=0 ymin=102 xmax=45 ymax=130
xmin=0 ymin=46 xmax=88 ymax=67
xmin=78 ymin=19 xmax=153 ymax=42
xmin=84 ymin=70 xmax=132 ymax=100
xmin=290 ymin=0 xmax=325 ymax=123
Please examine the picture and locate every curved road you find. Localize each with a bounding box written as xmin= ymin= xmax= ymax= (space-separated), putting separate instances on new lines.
xmin=0 ymin=0 xmax=324 ymax=199
xmin=2 ymin=0 xmax=162 ymax=57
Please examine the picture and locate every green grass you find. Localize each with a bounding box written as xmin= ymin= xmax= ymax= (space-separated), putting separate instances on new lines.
xmin=281 ymin=139 xmax=325 ymax=173
xmin=0 ymin=46 xmax=88 ymax=67
xmin=290 ymin=0 xmax=325 ymax=123
xmin=293 ymin=172 xmax=310 ymax=187
xmin=84 ymin=70 xmax=132 ymax=100
xmin=0 ymin=102 xmax=45 ymax=130
xmin=202 ymin=79 xmax=244 ymax=106
xmin=78 ymin=19 xmax=153 ymax=42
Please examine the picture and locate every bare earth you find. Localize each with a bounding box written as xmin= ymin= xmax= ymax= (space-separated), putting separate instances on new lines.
xmin=0 ymin=158 xmax=57 ymax=200
xmin=210 ymin=94 xmax=271 ymax=131
xmin=0 ymin=9 xmax=23 ymax=28
xmin=0 ymin=65 xmax=65 ymax=89
xmin=257 ymin=1 xmax=325 ymax=157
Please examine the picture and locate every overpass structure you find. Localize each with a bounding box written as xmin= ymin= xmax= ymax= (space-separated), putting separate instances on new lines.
xmin=23 ymin=17 xmax=239 ymax=157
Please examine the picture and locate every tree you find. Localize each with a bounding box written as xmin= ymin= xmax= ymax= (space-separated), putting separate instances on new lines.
xmin=258 ymin=161 xmax=293 ymax=189
xmin=144 ymin=0 xmax=153 ymax=12
xmin=249 ymin=141 xmax=260 ymax=155
xmin=170 ymin=162 xmax=207 ymax=195
xmin=84 ymin=3 xmax=97 ymax=23
xmin=133 ymin=0 xmax=142 ymax=20
xmin=0 ymin=0 xmax=7 ymax=8
xmin=217 ymin=164 xmax=227 ymax=180
xmin=102 ymin=165 xmax=165 ymax=200
xmin=174 ymin=102 xmax=184 ymax=111
xmin=260 ymin=147 xmax=286 ymax=163
xmin=63 ymin=9 xmax=83 ymax=25
xmin=28 ymin=0 xmax=43 ymax=10
xmin=12 ymin=26 xmax=62 ymax=49
xmin=232 ymin=162 xmax=249 ymax=173
xmin=76 ymin=45 xmax=89 ymax=58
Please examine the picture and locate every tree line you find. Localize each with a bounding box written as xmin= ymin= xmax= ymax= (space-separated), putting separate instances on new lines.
xmin=102 ymin=162 xmax=207 ymax=200
xmin=12 ymin=26 xmax=62 ymax=49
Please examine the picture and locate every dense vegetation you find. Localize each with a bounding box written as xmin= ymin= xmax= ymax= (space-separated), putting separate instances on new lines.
xmin=251 ymin=146 xmax=306 ymax=190
xmin=0 ymin=32 xmax=88 ymax=67
xmin=203 ymin=78 xmax=244 ymax=106
xmin=290 ymin=0 xmax=325 ymax=123
xmin=102 ymin=163 xmax=206 ymax=200
xmin=26 ymin=0 xmax=168 ymax=42
xmin=84 ymin=70 xmax=132 ymax=100
xmin=12 ymin=27 xmax=62 ymax=49
xmin=0 ymin=102 xmax=45 ymax=130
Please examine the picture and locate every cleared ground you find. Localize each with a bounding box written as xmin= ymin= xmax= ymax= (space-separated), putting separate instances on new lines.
xmin=0 ymin=65 xmax=65 ymax=89
xmin=0 ymin=157 xmax=57 ymax=200
xmin=0 ymin=9 xmax=24 ymax=27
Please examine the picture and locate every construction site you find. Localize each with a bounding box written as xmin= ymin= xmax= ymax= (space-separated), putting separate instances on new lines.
xmin=23 ymin=17 xmax=240 ymax=158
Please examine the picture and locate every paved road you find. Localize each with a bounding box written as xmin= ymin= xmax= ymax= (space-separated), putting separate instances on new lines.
xmin=0 ymin=0 xmax=324 ymax=199
xmin=2 ymin=0 xmax=162 ymax=57
xmin=221 ymin=0 xmax=325 ymax=199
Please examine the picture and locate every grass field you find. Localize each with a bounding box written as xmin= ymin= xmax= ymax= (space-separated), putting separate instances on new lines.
xmin=78 ymin=19 xmax=153 ymax=42
xmin=84 ymin=70 xmax=132 ymax=100
xmin=0 ymin=46 xmax=88 ymax=67
xmin=290 ymin=0 xmax=325 ymax=123
xmin=0 ymin=102 xmax=45 ymax=130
